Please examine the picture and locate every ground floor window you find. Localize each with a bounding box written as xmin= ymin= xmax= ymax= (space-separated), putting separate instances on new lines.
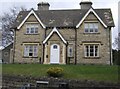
xmin=24 ymin=44 xmax=38 ymax=57
xmin=68 ymin=46 xmax=73 ymax=57
xmin=84 ymin=44 xmax=99 ymax=57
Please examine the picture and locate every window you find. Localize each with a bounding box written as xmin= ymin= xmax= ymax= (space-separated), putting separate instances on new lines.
xmin=84 ymin=44 xmax=99 ymax=57
xmin=53 ymin=45 xmax=57 ymax=49
xmin=4 ymin=52 xmax=8 ymax=57
xmin=85 ymin=24 xmax=89 ymax=32
xmin=26 ymin=24 xmax=38 ymax=34
xmin=24 ymin=44 xmax=38 ymax=57
xmin=84 ymin=23 xmax=98 ymax=33
xmin=68 ymin=46 xmax=73 ymax=57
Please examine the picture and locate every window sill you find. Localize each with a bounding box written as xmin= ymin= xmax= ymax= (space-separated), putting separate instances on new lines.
xmin=24 ymin=33 xmax=39 ymax=35
xmin=67 ymin=56 xmax=74 ymax=58
xmin=23 ymin=56 xmax=38 ymax=58
xmin=83 ymin=57 xmax=100 ymax=59
xmin=83 ymin=33 xmax=100 ymax=34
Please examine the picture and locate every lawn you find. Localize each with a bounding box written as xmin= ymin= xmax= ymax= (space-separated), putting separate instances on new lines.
xmin=2 ymin=64 xmax=119 ymax=83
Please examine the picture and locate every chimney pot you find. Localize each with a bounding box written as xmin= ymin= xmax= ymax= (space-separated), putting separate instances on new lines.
xmin=80 ymin=0 xmax=93 ymax=9
xmin=37 ymin=2 xmax=50 ymax=11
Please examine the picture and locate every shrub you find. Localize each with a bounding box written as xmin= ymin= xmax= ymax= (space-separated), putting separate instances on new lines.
xmin=47 ymin=67 xmax=64 ymax=77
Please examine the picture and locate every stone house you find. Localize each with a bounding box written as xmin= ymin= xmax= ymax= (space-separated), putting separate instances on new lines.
xmin=12 ymin=1 xmax=114 ymax=65
xmin=1 ymin=43 xmax=13 ymax=63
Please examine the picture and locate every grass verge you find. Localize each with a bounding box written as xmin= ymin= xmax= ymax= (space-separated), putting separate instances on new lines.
xmin=2 ymin=64 xmax=119 ymax=83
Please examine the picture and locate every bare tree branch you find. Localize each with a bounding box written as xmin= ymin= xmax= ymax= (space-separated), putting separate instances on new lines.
xmin=113 ymin=33 xmax=120 ymax=50
xmin=1 ymin=6 xmax=27 ymax=47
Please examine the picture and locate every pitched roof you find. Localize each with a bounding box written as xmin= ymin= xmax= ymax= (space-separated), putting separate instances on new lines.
xmin=17 ymin=9 xmax=45 ymax=29
xmin=76 ymin=8 xmax=108 ymax=28
xmin=0 ymin=42 xmax=13 ymax=50
xmin=43 ymin=27 xmax=67 ymax=44
xmin=12 ymin=8 xmax=115 ymax=29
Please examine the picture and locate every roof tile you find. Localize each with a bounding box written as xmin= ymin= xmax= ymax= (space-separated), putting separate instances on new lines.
xmin=12 ymin=8 xmax=114 ymax=29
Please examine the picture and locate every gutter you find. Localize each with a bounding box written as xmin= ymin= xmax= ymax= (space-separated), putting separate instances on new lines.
xmin=109 ymin=27 xmax=113 ymax=65
xmin=13 ymin=28 xmax=17 ymax=63
xmin=66 ymin=43 xmax=68 ymax=64
xmin=75 ymin=27 xmax=77 ymax=65
xmin=42 ymin=28 xmax=47 ymax=64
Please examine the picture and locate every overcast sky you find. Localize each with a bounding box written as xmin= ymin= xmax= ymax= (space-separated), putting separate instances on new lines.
xmin=0 ymin=0 xmax=119 ymax=46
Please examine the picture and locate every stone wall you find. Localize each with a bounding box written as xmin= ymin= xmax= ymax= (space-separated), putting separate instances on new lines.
xmin=14 ymin=14 xmax=45 ymax=63
xmin=2 ymin=44 xmax=13 ymax=63
xmin=2 ymin=75 xmax=120 ymax=89
xmin=45 ymin=28 xmax=76 ymax=64
xmin=14 ymin=12 xmax=112 ymax=64
xmin=77 ymin=13 xmax=111 ymax=64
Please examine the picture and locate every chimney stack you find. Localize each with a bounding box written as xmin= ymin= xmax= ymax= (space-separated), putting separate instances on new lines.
xmin=80 ymin=0 xmax=92 ymax=9
xmin=37 ymin=2 xmax=50 ymax=11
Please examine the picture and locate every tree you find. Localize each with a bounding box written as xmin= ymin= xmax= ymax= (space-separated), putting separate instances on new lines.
xmin=112 ymin=34 xmax=120 ymax=65
xmin=1 ymin=6 xmax=27 ymax=47
xmin=113 ymin=34 xmax=120 ymax=50
xmin=112 ymin=49 xmax=120 ymax=65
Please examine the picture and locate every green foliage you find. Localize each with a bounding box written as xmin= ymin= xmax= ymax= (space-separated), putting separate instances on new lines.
xmin=47 ymin=67 xmax=64 ymax=77
xmin=2 ymin=64 xmax=119 ymax=82
xmin=112 ymin=49 xmax=120 ymax=65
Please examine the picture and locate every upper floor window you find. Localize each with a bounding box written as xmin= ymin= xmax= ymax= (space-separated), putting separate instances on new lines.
xmin=84 ymin=23 xmax=98 ymax=33
xmin=26 ymin=24 xmax=38 ymax=34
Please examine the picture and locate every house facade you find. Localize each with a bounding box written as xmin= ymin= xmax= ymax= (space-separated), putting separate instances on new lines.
xmin=12 ymin=1 xmax=114 ymax=65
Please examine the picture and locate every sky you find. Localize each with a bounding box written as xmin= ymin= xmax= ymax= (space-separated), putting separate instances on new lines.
xmin=0 ymin=0 xmax=119 ymax=48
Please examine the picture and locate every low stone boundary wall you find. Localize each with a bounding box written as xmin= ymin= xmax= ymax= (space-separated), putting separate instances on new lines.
xmin=2 ymin=75 xmax=120 ymax=89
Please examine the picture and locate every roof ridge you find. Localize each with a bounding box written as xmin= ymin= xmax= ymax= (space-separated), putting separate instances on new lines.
xmin=19 ymin=8 xmax=112 ymax=13
xmin=35 ymin=9 xmax=83 ymax=12
xmin=21 ymin=8 xmax=112 ymax=12
xmin=94 ymin=8 xmax=111 ymax=10
xmin=12 ymin=8 xmax=114 ymax=29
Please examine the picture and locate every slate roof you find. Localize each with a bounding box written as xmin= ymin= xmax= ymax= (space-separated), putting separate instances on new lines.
xmin=0 ymin=42 xmax=13 ymax=50
xmin=12 ymin=8 xmax=115 ymax=29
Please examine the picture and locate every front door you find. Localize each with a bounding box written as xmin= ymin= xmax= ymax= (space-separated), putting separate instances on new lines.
xmin=50 ymin=44 xmax=60 ymax=64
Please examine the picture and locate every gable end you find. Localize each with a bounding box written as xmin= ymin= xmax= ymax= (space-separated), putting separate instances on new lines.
xmin=17 ymin=9 xmax=46 ymax=29
xmin=43 ymin=27 xmax=67 ymax=44
xmin=76 ymin=8 xmax=108 ymax=28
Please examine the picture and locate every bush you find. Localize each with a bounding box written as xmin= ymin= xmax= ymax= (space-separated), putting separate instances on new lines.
xmin=47 ymin=67 xmax=64 ymax=77
xmin=112 ymin=49 xmax=120 ymax=65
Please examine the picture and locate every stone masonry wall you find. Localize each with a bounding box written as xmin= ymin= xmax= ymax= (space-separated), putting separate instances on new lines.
xmin=2 ymin=75 xmax=120 ymax=89
xmin=77 ymin=13 xmax=111 ymax=64
xmin=14 ymin=12 xmax=112 ymax=64
xmin=14 ymin=15 xmax=45 ymax=63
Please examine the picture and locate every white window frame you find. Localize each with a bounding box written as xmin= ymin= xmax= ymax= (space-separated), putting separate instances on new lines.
xmin=26 ymin=24 xmax=38 ymax=34
xmin=84 ymin=23 xmax=98 ymax=33
xmin=24 ymin=44 xmax=38 ymax=57
xmin=84 ymin=44 xmax=99 ymax=57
